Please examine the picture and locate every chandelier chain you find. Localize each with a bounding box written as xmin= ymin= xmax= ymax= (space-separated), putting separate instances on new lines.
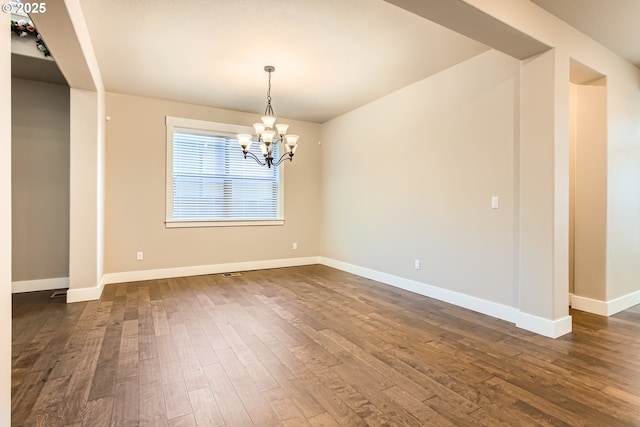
xmin=265 ymin=69 xmax=274 ymax=116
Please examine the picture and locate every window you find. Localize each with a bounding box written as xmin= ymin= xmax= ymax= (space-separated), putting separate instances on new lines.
xmin=166 ymin=117 xmax=283 ymax=227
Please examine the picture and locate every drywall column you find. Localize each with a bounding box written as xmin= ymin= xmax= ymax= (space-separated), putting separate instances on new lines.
xmin=0 ymin=12 xmax=12 ymax=425
xmin=31 ymin=0 xmax=106 ymax=302
xmin=67 ymin=88 xmax=105 ymax=302
xmin=517 ymin=49 xmax=571 ymax=337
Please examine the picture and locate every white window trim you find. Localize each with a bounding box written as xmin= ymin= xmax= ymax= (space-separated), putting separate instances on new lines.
xmin=165 ymin=116 xmax=285 ymax=228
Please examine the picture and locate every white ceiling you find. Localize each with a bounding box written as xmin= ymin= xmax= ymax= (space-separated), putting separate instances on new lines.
xmin=77 ymin=0 xmax=489 ymax=123
xmin=531 ymin=0 xmax=640 ymax=68
xmin=48 ymin=0 xmax=638 ymax=124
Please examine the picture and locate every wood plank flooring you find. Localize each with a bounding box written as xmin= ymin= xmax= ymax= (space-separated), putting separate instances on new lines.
xmin=11 ymin=265 xmax=640 ymax=426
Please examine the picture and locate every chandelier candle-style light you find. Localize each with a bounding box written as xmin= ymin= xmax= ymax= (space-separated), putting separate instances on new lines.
xmin=237 ymin=66 xmax=299 ymax=168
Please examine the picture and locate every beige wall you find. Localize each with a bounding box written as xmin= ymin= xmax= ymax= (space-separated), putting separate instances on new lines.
xmin=104 ymin=93 xmax=321 ymax=274
xmin=1 ymin=12 xmax=11 ymax=424
xmin=11 ymin=78 xmax=70 ymax=282
xmin=605 ymin=70 xmax=640 ymax=301
xmin=571 ymin=80 xmax=608 ymax=301
xmin=464 ymin=0 xmax=640 ymax=311
xmin=321 ymin=50 xmax=519 ymax=307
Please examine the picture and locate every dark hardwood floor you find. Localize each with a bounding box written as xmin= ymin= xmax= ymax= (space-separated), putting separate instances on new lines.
xmin=11 ymin=265 xmax=640 ymax=426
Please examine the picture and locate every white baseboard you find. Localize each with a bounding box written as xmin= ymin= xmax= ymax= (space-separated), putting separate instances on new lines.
xmin=65 ymin=255 xmax=581 ymax=339
xmin=516 ymin=312 xmax=572 ymax=338
xmin=102 ymin=256 xmax=321 ymax=286
xmin=571 ymin=290 xmax=640 ymax=316
xmin=66 ymin=279 xmax=105 ymax=303
xmin=320 ymin=257 xmax=572 ymax=339
xmin=12 ymin=277 xmax=69 ymax=293
xmin=66 ymin=257 xmax=320 ymax=303
xmin=319 ymin=257 xmax=518 ymax=322
xmin=608 ymin=290 xmax=640 ymax=315
xmin=570 ymin=294 xmax=607 ymax=315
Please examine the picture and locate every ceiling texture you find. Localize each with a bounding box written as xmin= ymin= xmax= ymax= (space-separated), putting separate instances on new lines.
xmin=77 ymin=0 xmax=489 ymax=123
xmin=44 ymin=0 xmax=639 ymax=124
xmin=531 ymin=0 xmax=640 ymax=68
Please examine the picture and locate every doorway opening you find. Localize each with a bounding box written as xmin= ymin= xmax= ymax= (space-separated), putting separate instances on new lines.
xmin=569 ymin=59 xmax=607 ymax=307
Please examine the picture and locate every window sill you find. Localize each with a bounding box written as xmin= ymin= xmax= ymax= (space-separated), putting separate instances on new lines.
xmin=165 ymin=219 xmax=285 ymax=228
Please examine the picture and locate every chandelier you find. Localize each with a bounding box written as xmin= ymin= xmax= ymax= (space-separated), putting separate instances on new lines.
xmin=237 ymin=66 xmax=299 ymax=168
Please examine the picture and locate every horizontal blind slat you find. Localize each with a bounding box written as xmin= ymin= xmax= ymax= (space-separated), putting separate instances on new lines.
xmin=171 ymin=130 xmax=280 ymax=220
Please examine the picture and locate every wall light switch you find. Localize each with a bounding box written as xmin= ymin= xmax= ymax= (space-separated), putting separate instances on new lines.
xmin=491 ymin=196 xmax=500 ymax=209
xmin=414 ymin=259 xmax=420 ymax=270
xmin=136 ymin=251 xmax=143 ymax=261
xmin=292 ymin=243 xmax=298 ymax=250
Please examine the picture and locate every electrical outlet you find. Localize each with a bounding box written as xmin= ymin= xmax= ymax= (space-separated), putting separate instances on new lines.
xmin=292 ymin=242 xmax=298 ymax=250
xmin=136 ymin=251 xmax=143 ymax=261
xmin=414 ymin=259 xmax=420 ymax=270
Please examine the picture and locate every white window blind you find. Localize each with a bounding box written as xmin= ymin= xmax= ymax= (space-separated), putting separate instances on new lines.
xmin=166 ymin=117 xmax=283 ymax=226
